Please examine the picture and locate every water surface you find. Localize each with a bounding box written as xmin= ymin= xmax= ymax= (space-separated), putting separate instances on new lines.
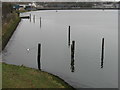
xmin=3 ymin=10 xmax=118 ymax=88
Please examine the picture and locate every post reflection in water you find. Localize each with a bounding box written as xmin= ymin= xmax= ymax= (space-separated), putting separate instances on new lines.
xmin=70 ymin=41 xmax=75 ymax=72
xmin=71 ymin=58 xmax=75 ymax=72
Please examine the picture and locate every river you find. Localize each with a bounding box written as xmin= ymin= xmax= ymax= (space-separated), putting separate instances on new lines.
xmin=3 ymin=10 xmax=118 ymax=88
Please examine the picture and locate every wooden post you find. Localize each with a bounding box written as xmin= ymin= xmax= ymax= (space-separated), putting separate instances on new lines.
xmin=71 ymin=41 xmax=75 ymax=59
xmin=40 ymin=17 xmax=41 ymax=23
xmin=40 ymin=17 xmax=41 ymax=28
xmin=71 ymin=43 xmax=73 ymax=59
xmin=101 ymin=38 xmax=104 ymax=68
xmin=68 ymin=26 xmax=70 ymax=46
xmin=72 ymin=41 xmax=75 ymax=54
xmin=30 ymin=14 xmax=31 ymax=22
xmin=37 ymin=43 xmax=41 ymax=70
xmin=33 ymin=15 xmax=35 ymax=23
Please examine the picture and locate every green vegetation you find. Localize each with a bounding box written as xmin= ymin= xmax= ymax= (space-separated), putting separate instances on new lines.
xmin=2 ymin=2 xmax=21 ymax=50
xmin=16 ymin=9 xmax=29 ymax=13
xmin=2 ymin=2 xmax=32 ymax=50
xmin=0 ymin=7 xmax=2 ymax=51
xmin=2 ymin=13 xmax=21 ymax=50
xmin=2 ymin=2 xmax=13 ymax=19
xmin=0 ymin=63 xmax=2 ymax=89
xmin=2 ymin=63 xmax=74 ymax=89
xmin=17 ymin=9 xmax=37 ymax=13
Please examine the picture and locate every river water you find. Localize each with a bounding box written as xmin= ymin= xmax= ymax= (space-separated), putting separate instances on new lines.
xmin=3 ymin=10 xmax=118 ymax=88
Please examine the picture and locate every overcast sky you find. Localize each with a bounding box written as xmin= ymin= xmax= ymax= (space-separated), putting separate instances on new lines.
xmin=0 ymin=0 xmax=120 ymax=2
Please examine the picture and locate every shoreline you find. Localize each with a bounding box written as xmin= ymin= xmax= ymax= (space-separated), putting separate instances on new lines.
xmin=2 ymin=63 xmax=75 ymax=89
xmin=41 ymin=70 xmax=75 ymax=89
xmin=2 ymin=13 xmax=21 ymax=50
xmin=36 ymin=8 xmax=119 ymax=10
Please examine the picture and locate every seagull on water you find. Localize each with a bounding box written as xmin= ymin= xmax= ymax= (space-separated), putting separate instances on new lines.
xmin=26 ymin=49 xmax=30 ymax=51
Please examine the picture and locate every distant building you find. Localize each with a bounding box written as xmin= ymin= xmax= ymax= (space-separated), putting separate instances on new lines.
xmin=13 ymin=3 xmax=37 ymax=11
xmin=103 ymin=4 xmax=114 ymax=8
xmin=118 ymin=2 xmax=120 ymax=8
xmin=92 ymin=3 xmax=116 ymax=8
xmin=13 ymin=5 xmax=20 ymax=10
xmin=19 ymin=4 xmax=26 ymax=10
xmin=13 ymin=4 xmax=26 ymax=10
xmin=25 ymin=5 xmax=36 ymax=11
xmin=115 ymin=3 xmax=119 ymax=8
xmin=28 ymin=2 xmax=37 ymax=7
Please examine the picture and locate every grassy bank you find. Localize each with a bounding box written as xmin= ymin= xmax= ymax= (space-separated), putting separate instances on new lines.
xmin=16 ymin=9 xmax=30 ymax=13
xmin=2 ymin=63 xmax=74 ymax=89
xmin=0 ymin=63 xmax=2 ymax=89
xmin=2 ymin=13 xmax=21 ymax=50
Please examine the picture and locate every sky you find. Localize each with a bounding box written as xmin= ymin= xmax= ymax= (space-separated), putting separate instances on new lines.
xmin=0 ymin=0 xmax=120 ymax=2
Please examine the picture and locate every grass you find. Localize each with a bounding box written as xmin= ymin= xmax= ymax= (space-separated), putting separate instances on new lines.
xmin=2 ymin=12 xmax=21 ymax=50
xmin=2 ymin=63 xmax=74 ymax=89
xmin=0 ymin=63 xmax=2 ymax=89
xmin=16 ymin=10 xmax=30 ymax=13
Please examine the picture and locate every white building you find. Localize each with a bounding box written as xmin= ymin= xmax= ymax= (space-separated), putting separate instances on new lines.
xmin=103 ymin=3 xmax=114 ymax=8
xmin=28 ymin=2 xmax=37 ymax=7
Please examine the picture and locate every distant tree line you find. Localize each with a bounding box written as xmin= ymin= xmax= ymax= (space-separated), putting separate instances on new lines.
xmin=38 ymin=2 xmax=94 ymax=8
xmin=37 ymin=2 xmax=119 ymax=8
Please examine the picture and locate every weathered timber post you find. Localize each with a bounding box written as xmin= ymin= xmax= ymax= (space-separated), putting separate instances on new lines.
xmin=33 ymin=15 xmax=35 ymax=23
xmin=37 ymin=43 xmax=41 ymax=70
xmin=40 ymin=17 xmax=41 ymax=28
xmin=30 ymin=14 xmax=31 ymax=22
xmin=68 ymin=26 xmax=70 ymax=46
xmin=101 ymin=38 xmax=104 ymax=68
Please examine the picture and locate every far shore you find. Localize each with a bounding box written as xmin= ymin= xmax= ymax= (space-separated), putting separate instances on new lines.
xmin=36 ymin=8 xmax=119 ymax=10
